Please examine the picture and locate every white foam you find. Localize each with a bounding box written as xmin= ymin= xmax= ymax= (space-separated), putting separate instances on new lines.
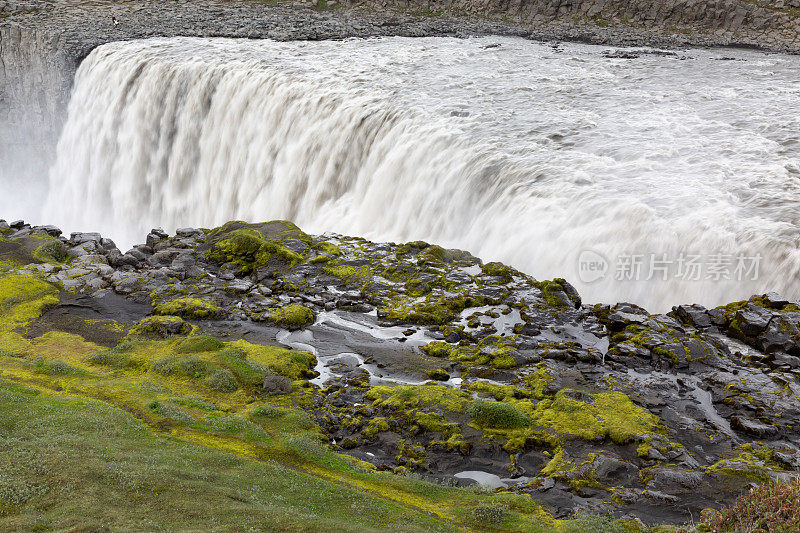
xmin=44 ymin=37 xmax=800 ymax=311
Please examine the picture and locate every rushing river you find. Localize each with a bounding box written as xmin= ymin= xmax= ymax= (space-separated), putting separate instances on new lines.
xmin=42 ymin=36 xmax=800 ymax=311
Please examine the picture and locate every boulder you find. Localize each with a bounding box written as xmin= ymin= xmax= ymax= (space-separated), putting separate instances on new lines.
xmin=262 ymin=375 xmax=292 ymax=395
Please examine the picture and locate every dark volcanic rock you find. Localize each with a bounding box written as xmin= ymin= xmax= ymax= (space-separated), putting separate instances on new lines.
xmin=4 ymin=218 xmax=800 ymax=526
xmin=263 ymin=375 xmax=293 ymax=395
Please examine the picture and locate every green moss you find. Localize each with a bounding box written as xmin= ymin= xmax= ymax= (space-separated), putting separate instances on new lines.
xmin=0 ymin=273 xmax=57 ymax=311
xmin=31 ymin=239 xmax=68 ymax=263
xmin=426 ymin=368 xmax=450 ymax=381
xmin=153 ymin=298 xmax=224 ymax=319
xmin=541 ymin=447 xmax=569 ymax=477
xmin=394 ymin=241 xmax=429 ymax=258
xmin=423 ymin=335 xmax=519 ymax=369
xmin=464 ymin=381 xmax=520 ymax=401
xmin=365 ymin=384 xmax=468 ymax=413
xmin=323 ymin=264 xmax=372 ymax=284
xmin=416 ymin=245 xmax=471 ymax=267
xmin=419 ymin=342 xmax=455 ymax=358
xmin=269 ymin=304 xmax=315 ymax=329
xmin=637 ymin=441 xmax=653 ymax=458
xmin=705 ymin=444 xmax=784 ymax=482
xmin=309 ymin=254 xmax=332 ymax=265
xmin=468 ymin=400 xmax=529 ymax=429
xmin=254 ymin=239 xmax=304 ymax=269
xmin=314 ymin=242 xmax=342 ymax=256
xmin=383 ymin=293 xmax=482 ymax=326
xmin=209 ymin=229 xmax=264 ymax=261
xmin=273 ymin=220 xmax=314 ymax=246
xmin=413 ymin=412 xmax=458 ymax=434
xmin=128 ymin=315 xmax=192 ymax=337
xmin=510 ymin=390 xmax=660 ymax=444
xmin=228 ymin=339 xmax=316 ymax=380
xmin=405 ymin=278 xmax=432 ymax=297
xmin=380 ymin=264 xmax=419 ymax=283
xmin=536 ymin=279 xmax=574 ymax=309
xmin=540 ymin=449 xmax=600 ymax=493
xmin=207 ymin=227 xmax=303 ymax=274
xmin=524 ymin=366 xmax=554 ymax=399
xmin=0 ymin=274 xmax=59 ymax=347
xmin=481 ymin=262 xmax=515 ymax=280
xmin=362 ymin=417 xmax=390 ymax=438
xmin=215 ymin=348 xmax=267 ymax=387
xmin=175 ymin=335 xmax=224 ymax=353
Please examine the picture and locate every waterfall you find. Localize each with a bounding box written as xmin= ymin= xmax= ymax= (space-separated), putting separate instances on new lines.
xmin=45 ymin=36 xmax=800 ymax=311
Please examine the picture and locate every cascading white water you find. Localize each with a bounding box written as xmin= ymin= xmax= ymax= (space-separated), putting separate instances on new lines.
xmin=44 ymin=36 xmax=800 ymax=311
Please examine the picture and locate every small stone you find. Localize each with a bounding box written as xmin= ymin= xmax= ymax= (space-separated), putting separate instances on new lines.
xmin=227 ymin=279 xmax=254 ymax=293
xmin=69 ymin=232 xmax=102 ymax=245
xmin=537 ymin=478 xmax=555 ymax=491
xmin=176 ymin=227 xmax=203 ymax=237
xmin=38 ymin=225 xmax=62 ymax=237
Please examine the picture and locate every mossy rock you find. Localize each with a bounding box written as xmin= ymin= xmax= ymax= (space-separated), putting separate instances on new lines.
xmin=207 ymin=228 xmax=303 ymax=274
xmin=394 ymin=241 xmax=430 ymax=257
xmin=427 ymin=368 xmax=450 ymax=381
xmin=382 ymin=294 xmax=482 ymax=326
xmin=32 ymin=239 xmax=68 ymax=264
xmin=323 ymin=264 xmax=372 ymax=285
xmin=314 ymin=241 xmax=342 ymax=257
xmin=366 ymin=384 xmax=468 ymax=412
xmin=129 ymin=316 xmax=192 ymax=338
xmin=481 ymin=261 xmax=516 ymax=280
xmin=153 ymin=298 xmax=224 ymax=320
xmin=422 ymin=335 xmax=519 ymax=369
xmin=206 ymin=220 xmax=312 ymax=247
xmin=362 ymin=417 xmax=390 ymax=438
xmin=268 ymin=304 xmax=315 ymax=330
xmin=536 ymin=278 xmax=581 ymax=310
xmin=416 ymin=245 xmax=473 ymax=266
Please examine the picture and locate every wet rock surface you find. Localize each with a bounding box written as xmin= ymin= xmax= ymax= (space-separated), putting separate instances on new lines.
xmin=3 ymin=0 xmax=799 ymax=53
xmin=3 ymin=217 xmax=800 ymax=525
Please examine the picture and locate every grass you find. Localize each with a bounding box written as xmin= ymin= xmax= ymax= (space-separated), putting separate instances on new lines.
xmin=698 ymin=476 xmax=800 ymax=532
xmin=175 ymin=334 xmax=225 ymax=353
xmin=0 ymin=380 xmax=452 ymax=532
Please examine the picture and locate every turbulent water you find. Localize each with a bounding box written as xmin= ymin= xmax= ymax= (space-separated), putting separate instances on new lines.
xmin=44 ymin=36 xmax=800 ymax=311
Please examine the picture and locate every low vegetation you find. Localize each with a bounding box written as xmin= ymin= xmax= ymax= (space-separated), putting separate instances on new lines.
xmin=698 ymin=477 xmax=800 ymax=532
